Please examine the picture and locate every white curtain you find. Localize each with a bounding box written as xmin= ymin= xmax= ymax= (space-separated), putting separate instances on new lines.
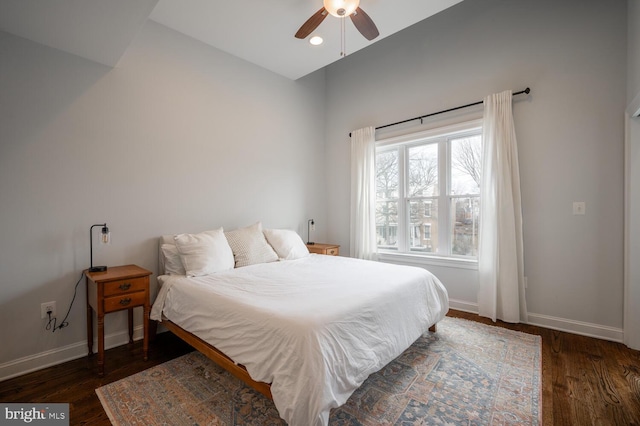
xmin=478 ymin=90 xmax=527 ymax=323
xmin=350 ymin=126 xmax=378 ymax=260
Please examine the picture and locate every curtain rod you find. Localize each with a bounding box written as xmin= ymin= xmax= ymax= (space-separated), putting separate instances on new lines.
xmin=349 ymin=87 xmax=531 ymax=137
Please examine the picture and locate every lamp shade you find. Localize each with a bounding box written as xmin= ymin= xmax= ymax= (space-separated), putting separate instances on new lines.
xmin=89 ymin=223 xmax=110 ymax=272
xmin=323 ymin=0 xmax=359 ymax=17
xmin=101 ymin=227 xmax=111 ymax=244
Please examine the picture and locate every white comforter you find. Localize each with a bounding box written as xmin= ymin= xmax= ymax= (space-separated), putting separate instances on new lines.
xmin=150 ymin=254 xmax=448 ymax=426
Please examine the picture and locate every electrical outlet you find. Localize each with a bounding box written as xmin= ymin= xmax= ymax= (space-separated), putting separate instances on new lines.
xmin=41 ymin=301 xmax=56 ymax=319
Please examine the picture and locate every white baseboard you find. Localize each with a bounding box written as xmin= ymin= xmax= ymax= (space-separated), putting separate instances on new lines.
xmin=448 ymin=298 xmax=479 ymax=313
xmin=0 ymin=326 xmax=144 ymax=382
xmin=526 ymin=312 xmax=624 ymax=343
xmin=447 ymin=298 xmax=624 ymax=343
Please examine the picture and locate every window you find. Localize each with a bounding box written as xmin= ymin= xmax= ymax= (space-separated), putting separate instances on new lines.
xmin=375 ymin=121 xmax=482 ymax=259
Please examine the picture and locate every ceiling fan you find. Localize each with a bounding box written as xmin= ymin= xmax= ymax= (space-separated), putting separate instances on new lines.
xmin=295 ymin=0 xmax=379 ymax=41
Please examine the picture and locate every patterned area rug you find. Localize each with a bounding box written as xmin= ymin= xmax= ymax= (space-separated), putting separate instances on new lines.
xmin=96 ymin=317 xmax=541 ymax=425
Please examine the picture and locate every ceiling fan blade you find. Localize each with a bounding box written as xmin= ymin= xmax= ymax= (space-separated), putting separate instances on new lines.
xmin=350 ymin=7 xmax=379 ymax=41
xmin=295 ymin=7 xmax=328 ymax=39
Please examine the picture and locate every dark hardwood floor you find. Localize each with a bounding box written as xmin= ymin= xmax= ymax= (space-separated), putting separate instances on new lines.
xmin=0 ymin=331 xmax=194 ymax=425
xmin=1 ymin=310 xmax=639 ymax=425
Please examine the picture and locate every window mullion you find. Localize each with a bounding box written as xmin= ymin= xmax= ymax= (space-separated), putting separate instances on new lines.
xmin=398 ymin=146 xmax=408 ymax=252
xmin=438 ymin=139 xmax=449 ymax=255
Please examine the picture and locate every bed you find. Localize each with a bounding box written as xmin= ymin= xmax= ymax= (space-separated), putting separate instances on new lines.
xmin=150 ymin=226 xmax=449 ymax=426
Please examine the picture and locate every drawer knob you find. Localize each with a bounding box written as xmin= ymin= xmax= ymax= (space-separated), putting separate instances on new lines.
xmin=119 ymin=283 xmax=132 ymax=291
xmin=119 ymin=298 xmax=132 ymax=306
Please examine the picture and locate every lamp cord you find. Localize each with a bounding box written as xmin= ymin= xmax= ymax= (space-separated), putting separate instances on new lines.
xmin=46 ymin=271 xmax=84 ymax=332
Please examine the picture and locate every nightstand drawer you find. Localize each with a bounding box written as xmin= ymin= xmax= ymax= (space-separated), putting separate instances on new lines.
xmin=104 ymin=277 xmax=148 ymax=296
xmin=307 ymin=243 xmax=340 ymax=256
xmin=104 ymin=291 xmax=146 ymax=313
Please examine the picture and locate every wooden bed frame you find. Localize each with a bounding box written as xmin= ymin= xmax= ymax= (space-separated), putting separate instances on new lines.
xmin=154 ymin=317 xmax=437 ymax=401
xmin=159 ymin=318 xmax=273 ymax=399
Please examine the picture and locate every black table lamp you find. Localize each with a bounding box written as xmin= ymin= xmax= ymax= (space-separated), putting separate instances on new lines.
xmin=307 ymin=219 xmax=315 ymax=245
xmin=89 ymin=223 xmax=111 ymax=272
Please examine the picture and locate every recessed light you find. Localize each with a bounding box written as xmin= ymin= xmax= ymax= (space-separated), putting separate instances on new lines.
xmin=309 ymin=36 xmax=323 ymax=46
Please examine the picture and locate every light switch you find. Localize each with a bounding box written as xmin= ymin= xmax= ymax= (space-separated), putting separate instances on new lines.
xmin=573 ymin=201 xmax=586 ymax=215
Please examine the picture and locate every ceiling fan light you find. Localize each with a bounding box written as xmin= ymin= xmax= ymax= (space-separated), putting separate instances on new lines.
xmin=323 ymin=0 xmax=360 ymax=18
xmin=310 ymin=36 xmax=324 ymax=45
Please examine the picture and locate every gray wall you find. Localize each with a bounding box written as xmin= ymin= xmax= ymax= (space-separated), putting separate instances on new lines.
xmin=626 ymin=0 xmax=640 ymax=349
xmin=0 ymin=21 xmax=327 ymax=377
xmin=629 ymin=0 xmax=640 ymax=101
xmin=324 ymin=0 xmax=627 ymax=335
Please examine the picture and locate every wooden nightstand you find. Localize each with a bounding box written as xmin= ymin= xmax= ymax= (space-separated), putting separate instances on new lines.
xmin=307 ymin=243 xmax=340 ymax=256
xmin=85 ymin=264 xmax=152 ymax=376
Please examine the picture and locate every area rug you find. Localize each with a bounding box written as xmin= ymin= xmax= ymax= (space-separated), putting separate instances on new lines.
xmin=96 ymin=317 xmax=541 ymax=425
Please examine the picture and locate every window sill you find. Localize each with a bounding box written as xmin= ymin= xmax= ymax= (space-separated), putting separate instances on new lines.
xmin=377 ymin=252 xmax=478 ymax=270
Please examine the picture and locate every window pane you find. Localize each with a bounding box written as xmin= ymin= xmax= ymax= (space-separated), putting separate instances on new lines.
xmin=376 ymin=200 xmax=398 ymax=250
xmin=451 ymin=135 xmax=482 ymax=195
xmin=409 ymin=199 xmax=438 ymax=253
xmin=408 ymin=144 xmax=438 ymax=197
xmin=376 ymin=150 xmax=399 ymax=199
xmin=451 ymin=196 xmax=479 ymax=256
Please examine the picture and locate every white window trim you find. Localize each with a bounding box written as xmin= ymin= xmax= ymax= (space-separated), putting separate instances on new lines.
xmin=376 ymin=119 xmax=482 ymax=148
xmin=377 ymin=251 xmax=479 ymax=270
xmin=376 ymin=119 xmax=482 ymax=268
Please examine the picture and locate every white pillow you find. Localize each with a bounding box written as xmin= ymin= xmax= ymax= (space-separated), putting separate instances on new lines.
xmin=263 ymin=228 xmax=309 ymax=260
xmin=225 ymin=222 xmax=278 ymax=268
xmin=160 ymin=244 xmax=186 ymax=275
xmin=174 ymin=228 xmax=234 ymax=277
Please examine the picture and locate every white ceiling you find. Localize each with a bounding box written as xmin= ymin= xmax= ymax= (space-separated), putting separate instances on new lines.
xmin=0 ymin=0 xmax=463 ymax=80
xmin=0 ymin=0 xmax=159 ymax=67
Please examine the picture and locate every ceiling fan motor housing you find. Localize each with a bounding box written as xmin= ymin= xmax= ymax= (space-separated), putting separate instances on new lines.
xmin=324 ymin=0 xmax=360 ymax=18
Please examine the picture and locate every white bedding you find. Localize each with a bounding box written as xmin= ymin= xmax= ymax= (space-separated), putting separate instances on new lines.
xmin=150 ymin=254 xmax=449 ymax=426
